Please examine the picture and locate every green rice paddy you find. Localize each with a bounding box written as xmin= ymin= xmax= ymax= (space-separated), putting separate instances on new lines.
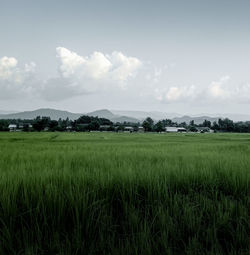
xmin=0 ymin=132 xmax=249 ymax=254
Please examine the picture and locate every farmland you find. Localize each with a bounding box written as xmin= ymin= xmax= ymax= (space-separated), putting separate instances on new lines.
xmin=0 ymin=132 xmax=249 ymax=254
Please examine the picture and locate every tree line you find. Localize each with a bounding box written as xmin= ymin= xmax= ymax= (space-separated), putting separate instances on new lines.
xmin=1 ymin=115 xmax=250 ymax=133
xmin=0 ymin=116 xmax=139 ymax=132
xmin=143 ymin=117 xmax=250 ymax=133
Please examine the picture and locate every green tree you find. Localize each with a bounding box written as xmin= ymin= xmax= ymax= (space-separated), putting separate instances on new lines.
xmin=202 ymin=119 xmax=211 ymax=128
xmin=142 ymin=117 xmax=154 ymax=132
xmin=190 ymin=120 xmax=195 ymax=126
xmin=154 ymin=121 xmax=164 ymax=132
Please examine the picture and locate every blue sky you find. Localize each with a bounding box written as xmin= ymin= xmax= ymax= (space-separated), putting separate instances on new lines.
xmin=1 ymin=0 xmax=250 ymax=114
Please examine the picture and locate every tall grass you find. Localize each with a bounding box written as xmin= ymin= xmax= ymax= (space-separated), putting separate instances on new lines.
xmin=0 ymin=132 xmax=249 ymax=254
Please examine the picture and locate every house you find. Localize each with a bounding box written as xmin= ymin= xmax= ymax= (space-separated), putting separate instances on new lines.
xmin=8 ymin=124 xmax=17 ymax=132
xmin=177 ymin=127 xmax=187 ymax=133
xmin=165 ymin=127 xmax=187 ymax=133
xmin=138 ymin=126 xmax=144 ymax=132
xmin=124 ymin=126 xmax=134 ymax=132
xmin=165 ymin=127 xmax=178 ymax=132
xmin=196 ymin=127 xmax=213 ymax=133
xmin=66 ymin=126 xmax=73 ymax=131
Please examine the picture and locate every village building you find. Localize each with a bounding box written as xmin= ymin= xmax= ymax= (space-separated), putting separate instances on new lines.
xmin=177 ymin=127 xmax=187 ymax=133
xmin=66 ymin=126 xmax=73 ymax=131
xmin=124 ymin=126 xmax=134 ymax=132
xmin=138 ymin=126 xmax=144 ymax=132
xmin=8 ymin=124 xmax=17 ymax=132
xmin=196 ymin=127 xmax=213 ymax=133
xmin=165 ymin=127 xmax=187 ymax=133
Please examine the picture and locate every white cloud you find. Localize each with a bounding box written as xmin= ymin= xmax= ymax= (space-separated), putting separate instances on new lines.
xmin=39 ymin=47 xmax=143 ymax=100
xmin=154 ymin=75 xmax=250 ymax=105
xmin=56 ymin=47 xmax=141 ymax=83
xmin=109 ymin=51 xmax=142 ymax=82
xmin=208 ymin=76 xmax=231 ymax=99
xmin=0 ymin=48 xmax=142 ymax=101
xmin=1 ymin=49 xmax=250 ymax=107
xmin=0 ymin=57 xmax=18 ymax=80
xmin=154 ymin=85 xmax=197 ymax=103
xmin=56 ymin=47 xmax=85 ymax=78
xmin=0 ymin=56 xmax=36 ymax=99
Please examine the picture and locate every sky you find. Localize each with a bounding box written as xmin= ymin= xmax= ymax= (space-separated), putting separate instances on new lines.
xmin=1 ymin=0 xmax=250 ymax=115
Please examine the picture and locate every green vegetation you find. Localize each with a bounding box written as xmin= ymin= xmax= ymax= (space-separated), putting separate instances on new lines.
xmin=2 ymin=114 xmax=250 ymax=133
xmin=0 ymin=132 xmax=249 ymax=254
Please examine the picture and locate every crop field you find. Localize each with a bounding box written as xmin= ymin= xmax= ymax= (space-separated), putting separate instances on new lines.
xmin=0 ymin=132 xmax=249 ymax=254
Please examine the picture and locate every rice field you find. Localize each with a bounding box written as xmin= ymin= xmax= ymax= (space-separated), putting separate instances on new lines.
xmin=0 ymin=132 xmax=249 ymax=254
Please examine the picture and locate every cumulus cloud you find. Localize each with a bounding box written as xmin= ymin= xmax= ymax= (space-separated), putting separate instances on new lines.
xmin=56 ymin=47 xmax=141 ymax=83
xmin=154 ymin=75 xmax=250 ymax=104
xmin=0 ymin=56 xmax=36 ymax=99
xmin=0 ymin=48 xmax=142 ymax=101
xmin=40 ymin=47 xmax=142 ymax=100
xmin=1 ymin=49 xmax=250 ymax=106
xmin=154 ymin=85 xmax=198 ymax=103
xmin=208 ymin=76 xmax=231 ymax=99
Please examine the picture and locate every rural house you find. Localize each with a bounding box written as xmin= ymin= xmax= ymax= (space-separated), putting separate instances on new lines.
xmin=124 ymin=126 xmax=134 ymax=132
xmin=8 ymin=124 xmax=17 ymax=132
xmin=165 ymin=127 xmax=187 ymax=133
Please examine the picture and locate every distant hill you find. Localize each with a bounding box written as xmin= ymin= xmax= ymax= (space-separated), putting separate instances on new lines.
xmin=86 ymin=109 xmax=116 ymax=120
xmin=0 ymin=110 xmax=18 ymax=115
xmin=112 ymin=116 xmax=140 ymax=123
xmin=0 ymin=108 xmax=82 ymax=120
xmin=0 ymin=108 xmax=141 ymax=123
xmin=1 ymin=108 xmax=249 ymax=123
xmin=172 ymin=115 xmax=219 ymax=125
xmin=112 ymin=110 xmax=181 ymax=121
xmin=87 ymin=109 xmax=140 ymax=123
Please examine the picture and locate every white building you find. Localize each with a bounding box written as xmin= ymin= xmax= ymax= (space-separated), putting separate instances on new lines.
xmin=124 ymin=126 xmax=134 ymax=132
xmin=138 ymin=126 xmax=144 ymax=132
xmin=165 ymin=127 xmax=187 ymax=133
xmin=8 ymin=124 xmax=17 ymax=131
xmin=196 ymin=127 xmax=214 ymax=133
xmin=165 ymin=127 xmax=178 ymax=132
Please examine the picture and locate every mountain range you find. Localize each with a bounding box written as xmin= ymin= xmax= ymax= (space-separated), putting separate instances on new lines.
xmin=0 ymin=108 xmax=250 ymax=124
xmin=0 ymin=109 xmax=140 ymax=123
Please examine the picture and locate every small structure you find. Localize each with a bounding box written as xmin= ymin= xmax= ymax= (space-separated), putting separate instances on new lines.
xmin=177 ymin=127 xmax=187 ymax=133
xmin=165 ymin=127 xmax=187 ymax=133
xmin=8 ymin=124 xmax=17 ymax=132
xmin=66 ymin=126 xmax=73 ymax=132
xmin=138 ymin=126 xmax=144 ymax=133
xmin=165 ymin=127 xmax=178 ymax=132
xmin=124 ymin=126 xmax=134 ymax=133
xmin=196 ymin=127 xmax=213 ymax=133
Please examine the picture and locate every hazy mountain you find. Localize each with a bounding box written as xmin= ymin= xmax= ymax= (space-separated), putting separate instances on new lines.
xmin=112 ymin=116 xmax=140 ymax=123
xmin=0 ymin=110 xmax=19 ymax=115
xmin=0 ymin=108 xmax=249 ymax=123
xmin=87 ymin=109 xmax=116 ymax=120
xmin=0 ymin=108 xmax=140 ymax=123
xmin=87 ymin=109 xmax=140 ymax=123
xmin=112 ymin=110 xmax=181 ymax=121
xmin=191 ymin=113 xmax=250 ymax=121
xmin=0 ymin=108 xmax=82 ymax=120
xmin=172 ymin=115 xmax=220 ymax=125
xmin=223 ymin=114 xmax=250 ymax=122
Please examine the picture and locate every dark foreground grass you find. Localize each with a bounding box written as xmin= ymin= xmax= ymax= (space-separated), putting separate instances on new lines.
xmin=0 ymin=132 xmax=249 ymax=254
